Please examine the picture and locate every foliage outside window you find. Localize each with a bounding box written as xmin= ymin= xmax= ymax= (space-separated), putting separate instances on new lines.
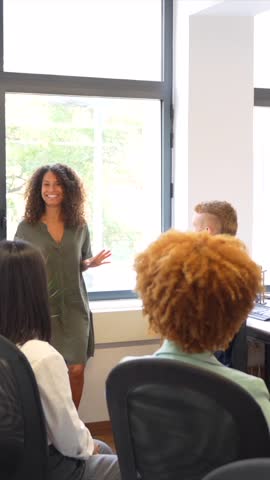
xmin=0 ymin=0 xmax=173 ymax=299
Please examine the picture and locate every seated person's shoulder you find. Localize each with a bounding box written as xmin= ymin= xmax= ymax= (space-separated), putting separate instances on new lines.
xmin=20 ymin=339 xmax=65 ymax=369
xmin=120 ymin=355 xmax=153 ymax=364
xmin=227 ymin=367 xmax=270 ymax=397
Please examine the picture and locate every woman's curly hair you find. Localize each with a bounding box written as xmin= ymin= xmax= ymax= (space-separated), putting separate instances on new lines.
xmin=134 ymin=230 xmax=262 ymax=353
xmin=24 ymin=164 xmax=86 ymax=227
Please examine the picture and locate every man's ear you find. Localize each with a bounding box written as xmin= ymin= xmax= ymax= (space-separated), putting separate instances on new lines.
xmin=205 ymin=226 xmax=213 ymax=235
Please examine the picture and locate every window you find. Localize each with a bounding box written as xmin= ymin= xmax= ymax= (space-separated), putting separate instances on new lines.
xmin=254 ymin=10 xmax=270 ymax=88
xmin=4 ymin=0 xmax=162 ymax=81
xmin=0 ymin=0 xmax=173 ymax=299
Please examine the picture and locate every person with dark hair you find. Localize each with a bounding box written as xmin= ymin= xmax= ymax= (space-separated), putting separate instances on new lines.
xmin=0 ymin=239 xmax=120 ymax=480
xmin=15 ymin=163 xmax=111 ymax=408
xmin=132 ymin=230 xmax=270 ymax=426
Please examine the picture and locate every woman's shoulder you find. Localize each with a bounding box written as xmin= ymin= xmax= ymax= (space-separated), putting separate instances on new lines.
xmin=68 ymin=222 xmax=90 ymax=238
xmin=20 ymin=339 xmax=64 ymax=367
xmin=75 ymin=222 xmax=89 ymax=232
xmin=17 ymin=219 xmax=40 ymax=228
xmin=16 ymin=219 xmax=27 ymax=229
xmin=15 ymin=220 xmax=44 ymax=240
xmin=16 ymin=219 xmax=36 ymax=233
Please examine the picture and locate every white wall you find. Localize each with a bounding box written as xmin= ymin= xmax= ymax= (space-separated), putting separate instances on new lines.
xmin=79 ymin=338 xmax=159 ymax=422
xmin=174 ymin=8 xmax=254 ymax=250
xmin=79 ymin=306 xmax=160 ymax=422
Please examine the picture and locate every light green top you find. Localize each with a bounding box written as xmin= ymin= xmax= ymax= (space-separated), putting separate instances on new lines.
xmin=154 ymin=339 xmax=270 ymax=429
xmin=15 ymin=220 xmax=94 ymax=364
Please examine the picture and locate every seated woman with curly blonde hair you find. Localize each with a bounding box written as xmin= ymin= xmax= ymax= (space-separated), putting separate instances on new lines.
xmin=133 ymin=230 xmax=270 ymax=426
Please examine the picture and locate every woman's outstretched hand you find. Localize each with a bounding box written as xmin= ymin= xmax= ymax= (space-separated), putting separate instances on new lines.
xmin=83 ymin=249 xmax=111 ymax=269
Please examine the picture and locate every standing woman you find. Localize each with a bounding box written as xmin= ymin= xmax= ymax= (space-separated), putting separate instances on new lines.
xmin=15 ymin=163 xmax=111 ymax=408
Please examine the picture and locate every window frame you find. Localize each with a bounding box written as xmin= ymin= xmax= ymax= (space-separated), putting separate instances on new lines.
xmin=254 ymin=88 xmax=270 ymax=106
xmin=253 ymin=87 xmax=270 ymax=290
xmin=0 ymin=0 xmax=173 ymax=301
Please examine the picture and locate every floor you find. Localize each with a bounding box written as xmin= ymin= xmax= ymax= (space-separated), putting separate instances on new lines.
xmin=86 ymin=421 xmax=115 ymax=451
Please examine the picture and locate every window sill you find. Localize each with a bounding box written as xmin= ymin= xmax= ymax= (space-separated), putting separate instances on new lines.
xmin=89 ymin=298 xmax=159 ymax=344
xmin=89 ymin=298 xmax=142 ymax=313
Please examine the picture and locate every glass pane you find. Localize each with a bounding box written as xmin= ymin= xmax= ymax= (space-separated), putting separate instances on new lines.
xmin=6 ymin=93 xmax=161 ymax=292
xmin=254 ymin=10 xmax=270 ymax=87
xmin=4 ymin=0 xmax=162 ymax=81
xmin=253 ymin=106 xmax=270 ymax=284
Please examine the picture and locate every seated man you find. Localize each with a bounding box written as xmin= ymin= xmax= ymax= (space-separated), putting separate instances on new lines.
xmin=192 ymin=200 xmax=242 ymax=369
xmin=192 ymin=200 xmax=237 ymax=236
xmin=133 ymin=230 xmax=270 ymax=426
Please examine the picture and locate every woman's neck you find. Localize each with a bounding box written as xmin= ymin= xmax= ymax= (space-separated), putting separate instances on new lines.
xmin=42 ymin=207 xmax=63 ymax=223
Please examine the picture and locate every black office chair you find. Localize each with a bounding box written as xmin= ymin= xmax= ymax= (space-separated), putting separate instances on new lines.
xmin=106 ymin=357 xmax=270 ymax=480
xmin=202 ymin=457 xmax=270 ymax=480
xmin=0 ymin=335 xmax=48 ymax=480
xmin=231 ymin=323 xmax=248 ymax=372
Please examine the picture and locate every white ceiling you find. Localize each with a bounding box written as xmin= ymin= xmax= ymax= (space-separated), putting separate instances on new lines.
xmin=190 ymin=0 xmax=270 ymax=16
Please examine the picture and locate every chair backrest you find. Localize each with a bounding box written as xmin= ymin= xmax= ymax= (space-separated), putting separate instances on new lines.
xmin=106 ymin=357 xmax=270 ymax=480
xmin=202 ymin=457 xmax=270 ymax=480
xmin=0 ymin=335 xmax=48 ymax=480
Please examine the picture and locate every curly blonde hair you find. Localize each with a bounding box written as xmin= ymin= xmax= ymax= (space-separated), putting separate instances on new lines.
xmin=194 ymin=201 xmax=238 ymax=236
xmin=134 ymin=230 xmax=261 ymax=353
xmin=24 ymin=164 xmax=86 ymax=227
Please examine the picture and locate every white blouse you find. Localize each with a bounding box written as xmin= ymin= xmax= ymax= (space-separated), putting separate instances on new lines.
xmin=20 ymin=339 xmax=94 ymax=459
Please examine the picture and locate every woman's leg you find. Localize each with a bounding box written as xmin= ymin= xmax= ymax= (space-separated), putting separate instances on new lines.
xmin=68 ymin=364 xmax=85 ymax=409
xmin=84 ymin=440 xmax=120 ymax=480
xmin=47 ymin=441 xmax=119 ymax=480
xmin=94 ymin=439 xmax=114 ymax=454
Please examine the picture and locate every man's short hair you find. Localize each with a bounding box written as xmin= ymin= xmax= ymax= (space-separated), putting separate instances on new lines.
xmin=194 ymin=201 xmax=238 ymax=236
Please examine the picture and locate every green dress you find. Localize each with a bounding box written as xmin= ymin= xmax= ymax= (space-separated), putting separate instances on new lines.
xmin=15 ymin=220 xmax=95 ymax=364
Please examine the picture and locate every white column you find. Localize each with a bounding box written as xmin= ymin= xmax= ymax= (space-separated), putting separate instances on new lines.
xmin=174 ymin=10 xmax=254 ymax=249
